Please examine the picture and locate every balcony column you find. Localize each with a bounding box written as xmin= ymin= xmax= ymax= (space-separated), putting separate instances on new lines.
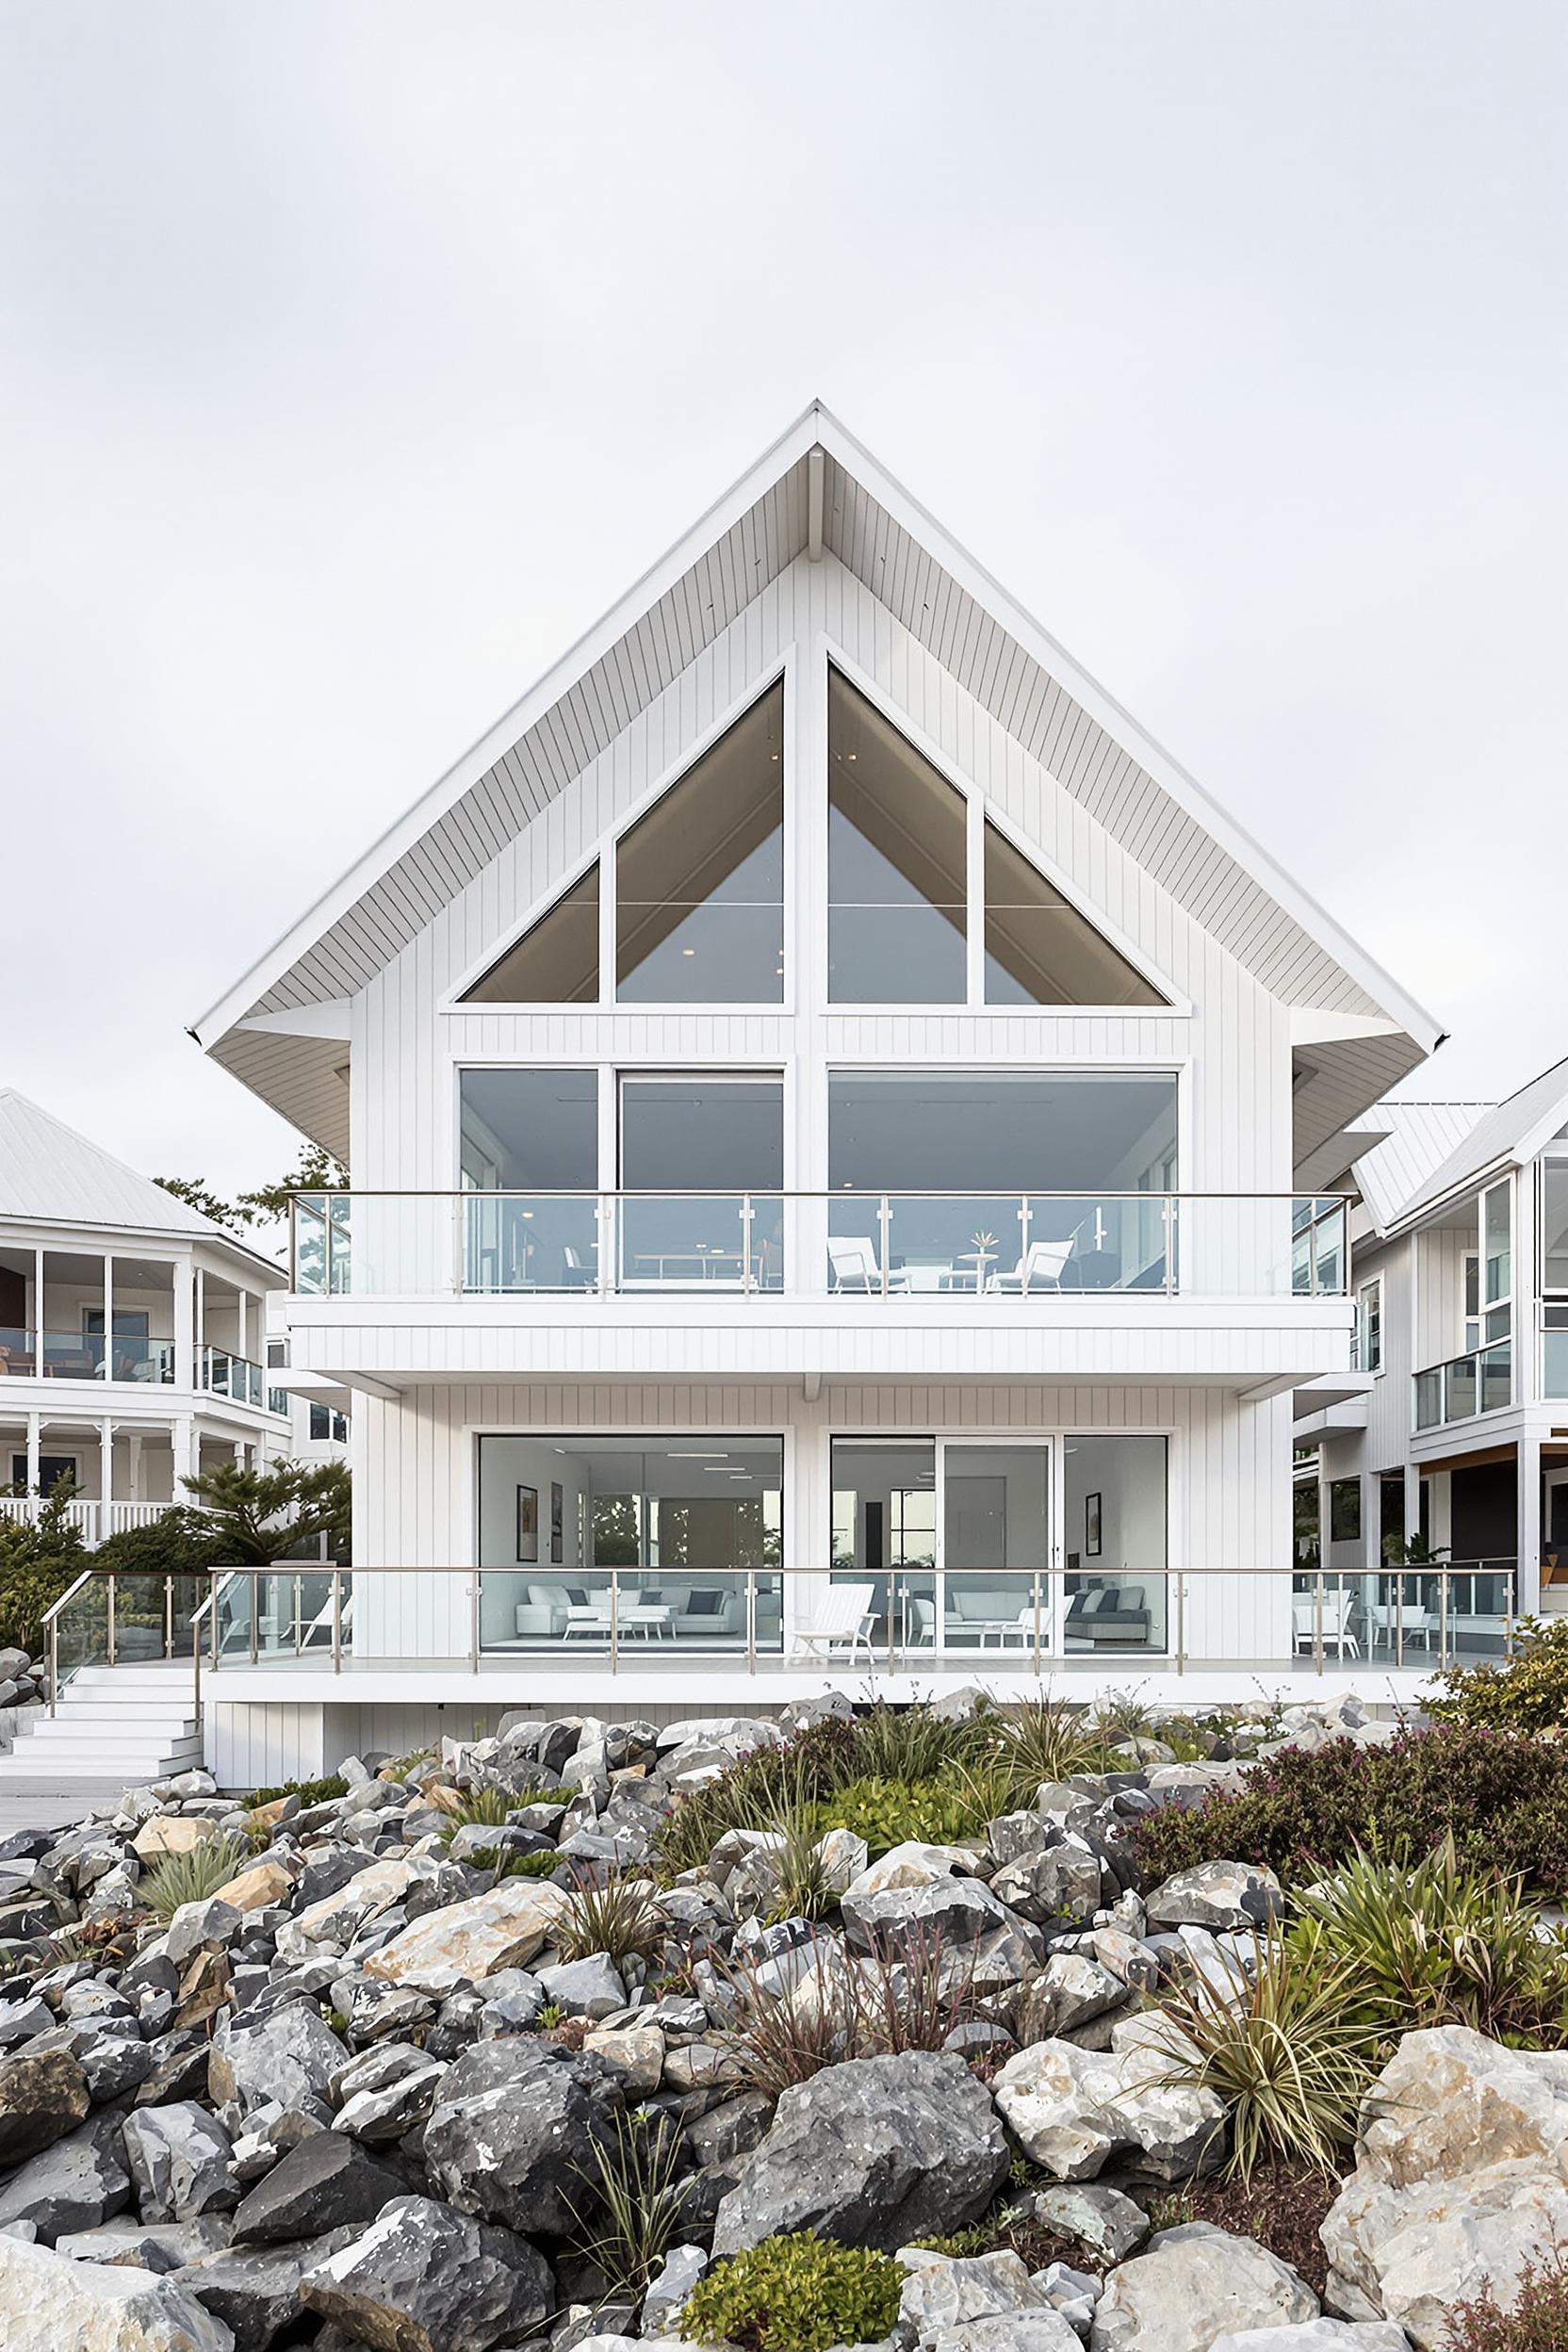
xmin=172 ymin=1254 xmax=194 ymax=1390
xmin=24 ymin=1412 xmax=41 ymax=1494
xmin=1519 ymin=1434 xmax=1543 ymax=1615
xmin=127 ymin=1429 xmax=143 ymax=1503
xmin=173 ymin=1415 xmax=195 ymax=1500
xmin=102 ymin=1252 xmax=114 ymax=1379
xmin=237 ymin=1288 xmax=249 ymax=1363
xmin=33 ymin=1246 xmax=43 ymax=1355
xmin=99 ymin=1416 xmax=113 ymax=1531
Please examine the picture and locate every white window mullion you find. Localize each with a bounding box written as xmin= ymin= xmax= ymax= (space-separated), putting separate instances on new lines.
xmin=965 ymin=788 xmax=984 ymax=1005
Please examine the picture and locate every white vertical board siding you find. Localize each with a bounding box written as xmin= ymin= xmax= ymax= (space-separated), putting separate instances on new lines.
xmin=209 ymin=1702 xmax=326 ymax=1789
xmin=355 ymin=1380 xmax=1289 ymax=1664
xmin=351 ymin=549 xmax=1289 ymax=1198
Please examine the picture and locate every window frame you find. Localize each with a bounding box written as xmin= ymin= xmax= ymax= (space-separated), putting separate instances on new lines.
xmin=1354 ymin=1275 xmax=1383 ymax=1375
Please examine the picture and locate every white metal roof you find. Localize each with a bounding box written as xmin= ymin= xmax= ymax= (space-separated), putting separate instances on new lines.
xmin=0 ymin=1090 xmax=276 ymax=1276
xmin=1395 ymin=1054 xmax=1568 ymax=1223
xmin=1348 ymin=1100 xmax=1494 ymax=1232
xmin=193 ymin=401 xmax=1445 ymax=1157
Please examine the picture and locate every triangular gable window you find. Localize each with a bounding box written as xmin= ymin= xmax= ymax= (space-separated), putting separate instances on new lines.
xmin=616 ymin=681 xmax=783 ymax=1003
xmin=461 ymin=860 xmax=600 ymax=1004
xmin=984 ymin=821 xmax=1165 ymax=1006
xmin=828 ymin=669 xmax=967 ymax=1003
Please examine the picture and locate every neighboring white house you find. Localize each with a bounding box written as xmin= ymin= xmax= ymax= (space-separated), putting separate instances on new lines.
xmin=1294 ymin=1054 xmax=1568 ymax=1632
xmin=0 ymin=1088 xmax=295 ymax=1541
xmin=184 ymin=403 xmax=1448 ymax=1784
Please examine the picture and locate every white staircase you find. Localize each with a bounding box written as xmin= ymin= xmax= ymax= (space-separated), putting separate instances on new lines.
xmin=0 ymin=1663 xmax=204 ymax=1789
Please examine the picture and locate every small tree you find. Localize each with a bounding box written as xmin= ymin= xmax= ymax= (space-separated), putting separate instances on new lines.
xmin=0 ymin=1483 xmax=89 ymax=1655
xmin=183 ymin=1459 xmax=351 ymax=1564
xmin=154 ymin=1146 xmax=349 ymax=1238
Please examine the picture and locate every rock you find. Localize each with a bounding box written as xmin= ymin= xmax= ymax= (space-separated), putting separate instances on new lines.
xmin=276 ymin=1855 xmax=415 ymax=1957
xmin=841 ymin=1875 xmax=1010 ymax=1954
xmin=927 ymin=2316 xmax=1082 ymax=2352
xmin=841 ymin=1843 xmax=978 ymax=1905
xmin=133 ymin=1817 xmax=219 ymax=1862
xmin=815 ymin=1828 xmax=868 ymax=1893
xmin=0 ymin=2231 xmax=234 ymax=2351
xmin=0 ymin=2048 xmax=90 ymax=2164
xmin=336 ymin=2060 xmax=448 ymax=2144
xmin=301 ymin=2193 xmax=554 ymax=2352
xmin=423 ymin=2038 xmax=623 ymax=2236
xmin=0 ymin=2118 xmax=133 ymax=2242
xmin=899 ymin=2248 xmax=1048 ymax=2333
xmin=208 ymin=2004 xmax=344 ymax=2116
xmin=211 ymin=1861 xmax=295 ymax=1916
xmin=993 ymin=2015 xmax=1223 ymax=2180
xmin=536 ymin=1954 xmax=627 ymax=2019
xmin=122 ymin=2102 xmax=236 ymax=2222
xmin=180 ymin=2234 xmax=356 ymax=2352
xmin=994 ymin=1841 xmax=1104 ymax=1922
xmin=1144 ymin=1863 xmax=1282 ymax=1933
xmin=582 ymin=2024 xmax=664 ymax=2093
xmin=165 ymin=1899 xmax=243 ymax=1967
xmin=1015 ymin=1954 xmax=1125 ymax=2039
xmin=1210 ymin=2326 xmax=1413 ymax=2351
xmin=1089 ymin=2223 xmax=1317 ymax=2350
xmin=1030 ymin=2181 xmax=1149 ymax=2263
xmin=712 ymin=2050 xmax=1007 ymax=2254
xmin=230 ymin=2131 xmax=404 ymax=2244
xmin=363 ymin=1880 xmax=570 ymax=1993
xmin=640 ymin=2244 xmax=707 ymax=2335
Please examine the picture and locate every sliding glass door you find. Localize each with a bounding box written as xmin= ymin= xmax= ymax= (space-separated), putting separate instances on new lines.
xmin=618 ymin=1076 xmax=785 ymax=1291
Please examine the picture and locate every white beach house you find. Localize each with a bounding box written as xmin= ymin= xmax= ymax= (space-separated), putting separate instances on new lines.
xmin=185 ymin=405 xmax=1447 ymax=1784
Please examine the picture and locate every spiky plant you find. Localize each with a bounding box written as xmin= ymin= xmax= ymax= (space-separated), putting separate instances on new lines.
xmin=984 ymin=1690 xmax=1109 ymax=1790
xmin=141 ymin=1832 xmax=253 ymax=1924
xmin=566 ymin=2113 xmax=695 ymax=2295
xmin=554 ymin=1872 xmax=667 ymax=1967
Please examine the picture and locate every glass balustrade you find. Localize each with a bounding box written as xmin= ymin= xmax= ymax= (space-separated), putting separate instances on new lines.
xmin=0 ymin=1328 xmax=177 ymax=1381
xmin=1413 ymin=1341 xmax=1512 ymax=1429
xmin=291 ymin=1193 xmax=1349 ymax=1301
xmin=198 ymin=1348 xmax=265 ymax=1407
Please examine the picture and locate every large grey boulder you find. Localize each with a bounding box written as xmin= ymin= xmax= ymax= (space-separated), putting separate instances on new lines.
xmin=0 ymin=2048 xmax=90 ymax=2164
xmin=122 ymin=2101 xmax=236 ymax=2222
xmin=1144 ymin=1862 xmax=1282 ymax=1932
xmin=1089 ymin=2223 xmax=1317 ymax=2350
xmin=899 ymin=2247 xmax=1054 ymax=2335
xmin=422 ymin=2037 xmax=623 ymax=2236
xmin=0 ymin=2116 xmax=132 ymax=2242
xmin=1013 ymin=1954 xmax=1125 ymax=2040
xmin=230 ymin=2130 xmax=404 ymax=2244
xmin=208 ymin=2003 xmax=344 ymax=2116
xmin=841 ymin=1876 xmax=1012 ymax=1954
xmin=179 ymin=2232 xmax=358 ymax=2352
xmin=927 ymin=2319 xmax=1082 ymax=2352
xmin=0 ymin=2230 xmax=234 ymax=2351
xmin=992 ymin=1840 xmax=1104 ymax=1922
xmin=1321 ymin=2026 xmax=1568 ymax=2347
xmin=711 ymin=2050 xmax=1007 ymax=2254
xmin=1210 ymin=2326 xmax=1413 ymax=2350
xmin=994 ymin=2015 xmax=1223 ymax=2180
xmin=301 ymin=2193 xmax=554 ymax=2352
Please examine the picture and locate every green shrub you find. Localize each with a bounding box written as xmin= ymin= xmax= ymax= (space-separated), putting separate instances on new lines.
xmin=1446 ymin=2249 xmax=1568 ymax=2348
xmin=1153 ymin=1931 xmax=1380 ymax=2177
xmin=680 ymin=2232 xmax=905 ymax=2352
xmin=92 ymin=1507 xmax=230 ymax=1580
xmin=141 ymin=1833 xmax=253 ymax=1922
xmin=247 ymin=1773 xmax=350 ymax=1809
xmin=1293 ymin=1837 xmax=1568 ymax=2048
xmin=472 ymin=1845 xmax=563 ymax=1881
xmin=0 ymin=1486 xmax=88 ymax=1655
xmin=654 ymin=1716 xmax=860 ymax=1878
xmin=1126 ymin=1724 xmax=1568 ymax=1896
xmin=1427 ymin=1617 xmax=1568 ymax=1733
xmin=806 ymin=1770 xmax=982 ymax=1856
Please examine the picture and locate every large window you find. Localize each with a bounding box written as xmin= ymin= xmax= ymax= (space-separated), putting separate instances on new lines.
xmin=477 ymin=1435 xmax=782 ymax=1653
xmin=1543 ymin=1164 xmax=1568 ymax=1396
xmin=826 ymin=1070 xmax=1178 ymax=1293
xmin=828 ymin=671 xmax=968 ymax=1004
xmin=616 ymin=683 xmax=784 ymax=1003
xmin=1354 ymin=1278 xmax=1382 ymax=1374
xmin=458 ymin=1070 xmax=598 ymax=1290
xmin=618 ymin=1077 xmax=784 ymax=1290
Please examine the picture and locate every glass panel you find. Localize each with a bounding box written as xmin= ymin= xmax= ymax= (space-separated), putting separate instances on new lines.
xmin=478 ymin=1436 xmax=782 ymax=1654
xmin=1329 ymin=1478 xmax=1362 ymax=1544
xmin=461 ymin=863 xmax=599 ymax=1004
xmin=883 ymin=1196 xmax=1026 ymax=1293
xmin=1293 ymin=1470 xmax=1321 ymax=1566
xmin=984 ymin=820 xmax=1164 ymax=1006
xmin=1545 ymin=1329 xmax=1568 ymax=1398
xmin=460 ymin=1070 xmax=597 ymax=1190
xmin=943 ymin=1446 xmax=1049 ymax=1655
xmin=1484 ymin=1181 xmax=1511 ymax=1305
xmin=831 ymin=1439 xmax=935 ymax=1652
xmin=1413 ymin=1369 xmax=1443 ymax=1429
xmin=828 ymin=670 xmax=967 ymax=1003
xmin=1480 ymin=1340 xmax=1511 ymax=1413
xmin=1545 ymin=1167 xmax=1568 ymax=1294
xmin=1446 ymin=1354 xmax=1478 ymax=1421
xmin=1063 ymin=1435 xmax=1168 ymax=1654
xmin=827 ymin=1073 xmax=1178 ymax=1193
xmin=55 ymin=1576 xmax=108 ymax=1690
xmin=619 ymin=1080 xmax=784 ymax=1292
xmin=617 ymin=683 xmax=784 ymax=1003
xmin=1464 ymin=1253 xmax=1480 ymax=1317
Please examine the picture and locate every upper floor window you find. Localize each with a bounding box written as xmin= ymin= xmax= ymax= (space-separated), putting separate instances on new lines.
xmin=1544 ymin=1163 xmax=1568 ymax=1294
xmin=1354 ymin=1277 xmax=1382 ymax=1374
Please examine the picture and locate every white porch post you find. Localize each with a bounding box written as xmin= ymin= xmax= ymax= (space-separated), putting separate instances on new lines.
xmin=195 ymin=1266 xmax=205 ymax=1366
xmin=237 ymin=1288 xmax=249 ymax=1363
xmin=173 ymin=1415 xmax=196 ymax=1499
xmin=1519 ymin=1433 xmax=1543 ymax=1616
xmin=24 ymin=1412 xmax=41 ymax=1494
xmin=33 ymin=1247 xmax=44 ymax=1353
xmin=127 ymin=1429 xmax=143 ymax=1503
xmin=99 ymin=1416 xmax=113 ymax=1544
xmin=172 ymin=1255 xmax=195 ymax=1391
xmin=102 ymin=1251 xmax=114 ymax=1380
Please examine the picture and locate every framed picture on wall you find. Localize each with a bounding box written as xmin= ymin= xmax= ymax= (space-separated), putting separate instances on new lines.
xmin=1085 ymin=1494 xmax=1102 ymax=1558
xmin=549 ymin=1480 xmax=564 ymax=1564
xmin=516 ymin=1485 xmax=538 ymax=1563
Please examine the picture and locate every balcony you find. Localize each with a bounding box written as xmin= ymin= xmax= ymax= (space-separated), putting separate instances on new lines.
xmin=0 ymin=1328 xmax=176 ymax=1383
xmin=1413 ymin=1341 xmax=1512 ymax=1430
xmin=290 ymin=1191 xmax=1348 ymax=1303
xmin=195 ymin=1346 xmax=268 ymax=1410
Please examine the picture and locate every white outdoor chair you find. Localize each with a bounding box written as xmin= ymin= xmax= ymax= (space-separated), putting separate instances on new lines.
xmin=791 ymin=1581 xmax=876 ymax=1665
xmin=1367 ymin=1599 xmax=1436 ymax=1652
xmin=1291 ymin=1591 xmax=1360 ymax=1658
xmin=988 ymin=1239 xmax=1074 ymax=1293
xmin=828 ymin=1237 xmax=906 ymax=1294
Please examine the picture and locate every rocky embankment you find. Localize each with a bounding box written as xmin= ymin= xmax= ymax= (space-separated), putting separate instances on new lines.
xmin=0 ymin=1693 xmax=1550 ymax=2351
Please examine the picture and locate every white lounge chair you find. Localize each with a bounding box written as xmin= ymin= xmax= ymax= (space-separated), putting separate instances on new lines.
xmin=828 ymin=1237 xmax=906 ymax=1294
xmin=792 ymin=1581 xmax=876 ymax=1665
xmin=1291 ymin=1590 xmax=1360 ymax=1658
xmin=988 ymin=1239 xmax=1074 ymax=1293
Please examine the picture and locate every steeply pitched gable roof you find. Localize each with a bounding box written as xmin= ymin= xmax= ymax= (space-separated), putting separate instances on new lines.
xmin=0 ymin=1088 xmax=225 ymax=1237
xmin=193 ymin=401 xmax=1444 ymax=1159
xmin=1394 ymin=1054 xmax=1568 ymax=1223
xmin=1348 ymin=1099 xmax=1495 ymax=1232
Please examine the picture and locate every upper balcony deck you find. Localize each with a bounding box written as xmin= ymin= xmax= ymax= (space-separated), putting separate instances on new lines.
xmin=284 ymin=1189 xmax=1352 ymax=1390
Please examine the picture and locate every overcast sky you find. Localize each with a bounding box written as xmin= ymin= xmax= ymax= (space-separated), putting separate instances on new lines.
xmin=2 ymin=2 xmax=1562 ymax=1197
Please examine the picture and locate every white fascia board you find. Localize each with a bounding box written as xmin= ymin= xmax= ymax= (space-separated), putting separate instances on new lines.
xmin=237 ymin=1003 xmax=353 ymax=1041
xmin=1289 ymin=1011 xmax=1404 ymax=1047
xmin=191 ymin=404 xmax=830 ymax=1049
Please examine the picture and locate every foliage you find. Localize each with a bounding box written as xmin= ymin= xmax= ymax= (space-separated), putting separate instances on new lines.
xmin=911 ymin=2226 xmax=994 ymax=2260
xmin=1427 ymin=1617 xmax=1568 ymax=1734
xmin=1445 ymin=2249 xmax=1568 ymax=2349
xmin=155 ymin=1146 xmax=349 ymax=1236
xmin=988 ymin=1691 xmax=1111 ymax=1785
xmin=474 ymin=1845 xmax=563 ymax=1882
xmin=567 ymin=2113 xmax=694 ymax=2295
xmin=1153 ymin=1932 xmax=1380 ymax=2179
xmin=182 ymin=1459 xmax=351 ymax=1565
xmin=805 ymin=1771 xmax=981 ymax=1857
xmin=680 ymin=2232 xmax=905 ymax=2352
xmin=1126 ymin=1724 xmax=1568 ymax=1896
xmin=440 ymin=1787 xmax=514 ymax=1836
xmin=554 ymin=1873 xmax=667 ymax=1966
xmin=0 ymin=1483 xmax=88 ymax=1655
xmin=723 ymin=1922 xmax=980 ymax=2099
xmin=654 ymin=1716 xmax=860 ymax=1878
xmin=1293 ymin=1838 xmax=1568 ymax=2048
xmin=247 ymin=1773 xmax=350 ymax=1809
xmin=847 ymin=1698 xmax=989 ymax=1784
xmin=92 ymin=1506 xmax=231 ymax=1581
xmin=141 ymin=1833 xmax=253 ymax=1923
